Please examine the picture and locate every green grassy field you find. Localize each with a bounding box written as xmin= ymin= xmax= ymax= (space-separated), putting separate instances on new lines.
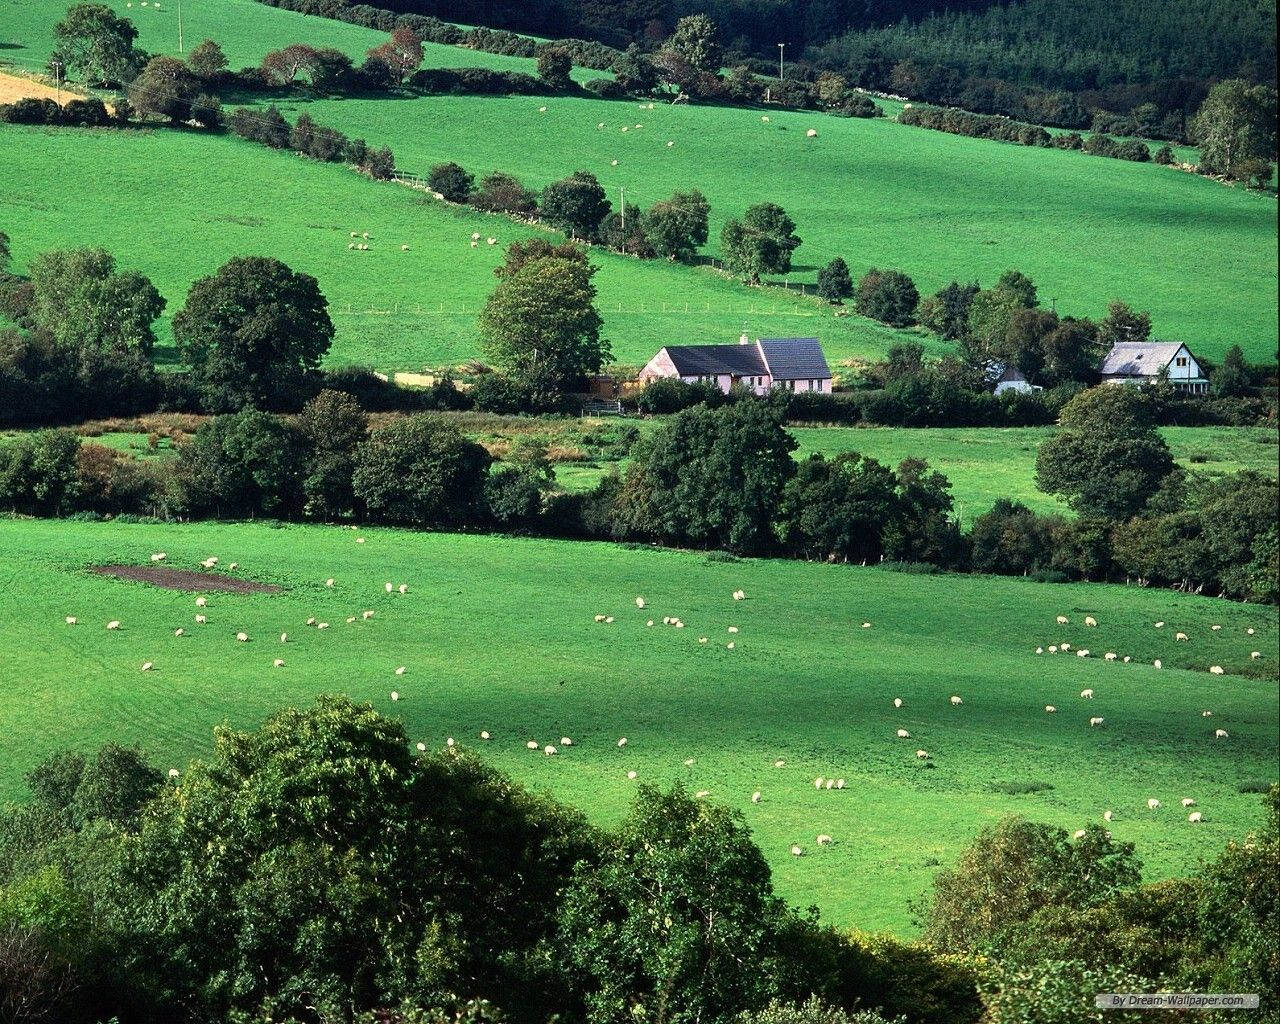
xmin=1 ymin=517 xmax=1275 ymax=933
xmin=4 ymin=0 xmax=1277 ymax=369
xmin=0 ymin=123 xmax=912 ymax=371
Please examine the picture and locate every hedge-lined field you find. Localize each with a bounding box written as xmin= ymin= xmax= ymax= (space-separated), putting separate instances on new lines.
xmin=1 ymin=517 xmax=1274 ymax=932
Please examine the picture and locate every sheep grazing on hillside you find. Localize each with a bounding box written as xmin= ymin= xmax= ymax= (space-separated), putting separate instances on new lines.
xmin=1209 ymin=665 xmax=1224 ymax=675
xmin=1074 ymin=830 xmax=1086 ymax=839
xmin=279 ymin=633 xmax=288 ymax=643
xmin=544 ymin=745 xmax=557 ymax=756
xmin=66 ymin=617 xmax=77 ymax=625
xmin=1154 ymin=659 xmax=1162 ymax=669
xmin=1077 ymin=649 xmax=1090 ymax=658
xmin=605 ymin=617 xmax=615 ymax=624
xmin=597 ymin=122 xmax=604 ymax=129
xmin=1090 ymin=717 xmax=1105 ymax=727
xmin=1045 ymin=705 xmax=1057 ymax=713
xmin=825 ymin=779 xmax=835 ymax=790
xmin=151 ymin=552 xmax=166 ymax=562
xmin=893 ymin=697 xmax=903 ymax=708
xmin=361 ymin=232 xmax=370 ymax=240
xmin=317 ymin=622 xmax=329 ymax=630
xmin=195 ymin=597 xmax=207 ymax=608
xmin=861 ymin=622 xmax=871 ymax=629
xmin=395 ymin=666 xmax=406 ymax=676
xmin=774 ymin=759 xmax=785 ymax=768
xmin=228 ymin=563 xmax=238 ymax=571
xmin=1056 ymin=615 xmax=1069 ymax=625
xmin=1202 ymin=710 xmax=1213 ymax=717
xmin=362 ymin=610 xmax=374 ymax=620
xmin=1188 ymin=812 xmax=1203 ymax=823
xmin=1104 ymin=652 xmax=1117 ymax=661
xmin=1035 ymin=647 xmax=1043 ymax=654
xmin=727 ymin=641 xmax=735 ymax=649
xmin=667 ymin=141 xmax=674 ymax=147
xmin=1176 ymin=632 xmax=1188 ymax=641
xmin=401 ymin=245 xmax=409 ymax=251
xmin=1155 ymin=621 xmax=1164 ymax=628
xmin=236 ymin=632 xmax=248 ymax=642
xmin=1061 ymin=643 xmax=1071 ymax=651
xmin=1103 ymin=810 xmax=1113 ymax=822
xmin=106 ymin=621 xmax=121 ymax=631
xmin=1252 ymin=651 xmax=1261 ymax=659
xmin=1147 ymin=798 xmax=1161 ymax=810
xmin=526 ymin=740 xmax=539 ymax=750
xmin=195 ymin=615 xmax=206 ymax=624
xmin=274 ymin=659 xmax=284 ymax=668
xmin=1048 ymin=645 xmax=1057 ymax=653
xmin=1080 ymin=689 xmax=1094 ymax=699
xmin=174 ymin=628 xmax=184 ymax=636
xmin=390 ymin=692 xmax=399 ymax=701
xmin=611 ymin=160 xmax=619 ymax=166
xmin=617 ymin=737 xmax=627 ymax=747
xmin=141 ymin=662 xmax=152 ymax=672
xmin=836 ymin=779 xmax=845 ymax=789
xmin=1247 ymin=627 xmax=1255 ymax=635
xmin=1215 ymin=729 xmax=1229 ymax=739
xmin=538 ymin=106 xmax=547 ymax=112
xmin=471 ymin=232 xmax=481 ymax=241
xmin=646 ymin=620 xmax=655 ymax=627
xmin=416 ymin=742 xmax=426 ymax=752
xmin=385 ymin=582 xmax=393 ymax=593
xmin=635 ymin=596 xmax=646 ymax=608
xmin=1211 ymin=624 xmax=1221 ymax=631
xmin=480 ymin=731 xmax=491 ymax=740
xmin=487 ymin=238 xmax=497 ymax=245
xmin=325 ymin=578 xmax=335 ymax=587
xmin=346 ymin=617 xmax=356 ymax=624
xmin=761 ymin=115 xmax=771 ymax=122
xmin=201 ymin=557 xmax=217 ymax=569
xmin=915 ymin=749 xmax=929 ymax=759
xmin=896 ymin=729 xmax=910 ymax=738
xmin=356 ymin=537 xmax=365 ymax=543
xmin=814 ymin=777 xmax=824 ymax=790
xmin=1182 ymin=798 xmax=1196 ymax=807
xmin=627 ymin=770 xmax=637 ymax=779
xmin=751 ymin=791 xmax=761 ymax=803
xmin=817 ymin=834 xmax=833 ymax=845
xmin=1085 ymin=616 xmax=1097 ymax=627
xmin=1123 ymin=656 xmax=1131 ymax=663
xmin=728 ymin=626 xmax=739 ymax=634
xmin=733 ymin=589 xmax=746 ymax=600
xmin=790 ymin=845 xmax=803 ymax=856
xmin=950 ymin=695 xmax=963 ymax=705
xmin=806 ymin=129 xmax=818 ymax=137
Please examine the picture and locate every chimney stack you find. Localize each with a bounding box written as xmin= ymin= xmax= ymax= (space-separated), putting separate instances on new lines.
xmin=739 ymin=332 xmax=750 ymax=345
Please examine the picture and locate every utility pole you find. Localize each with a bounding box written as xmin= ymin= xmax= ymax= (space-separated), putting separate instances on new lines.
xmin=778 ymin=43 xmax=785 ymax=81
xmin=177 ymin=0 xmax=184 ymax=52
xmin=619 ymin=185 xmax=625 ymax=232
xmin=50 ymin=59 xmax=62 ymax=103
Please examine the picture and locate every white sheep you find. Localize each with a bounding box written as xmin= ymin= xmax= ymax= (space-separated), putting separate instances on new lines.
xmin=635 ymin=596 xmax=646 ymax=608
xmin=1061 ymin=643 xmax=1071 ymax=651
xmin=195 ymin=615 xmax=206 ymax=624
xmin=317 ymin=622 xmax=329 ymax=630
xmin=1035 ymin=647 xmax=1043 ymax=654
xmin=1045 ymin=705 xmax=1057 ymax=713
xmin=487 ymin=237 xmax=497 ymax=245
xmin=107 ymin=620 xmax=121 ymax=630
xmin=195 ymin=597 xmax=207 ymax=607
xmin=761 ymin=115 xmax=771 ymax=122
xmin=1104 ymin=652 xmax=1118 ymax=661
xmin=480 ymin=731 xmax=491 ymax=740
xmin=1077 ymin=649 xmax=1090 ymax=658
xmin=617 ymin=737 xmax=627 ymax=747
xmin=151 ymin=552 xmax=166 ymax=562
xmin=1074 ymin=829 xmax=1086 ymax=839
xmin=544 ymin=745 xmax=557 ymax=756
xmin=1123 ymin=656 xmax=1131 ymax=663
xmin=174 ymin=628 xmax=184 ymax=636
xmin=141 ymin=661 xmax=153 ymax=672
xmin=893 ymin=697 xmax=903 ymax=708
xmin=1090 ymin=717 xmax=1105 ymax=727
xmin=1211 ymin=624 xmax=1221 ymax=631
xmin=751 ymin=791 xmax=761 ymax=803
xmin=915 ymin=749 xmax=929 ymax=759
xmin=401 ymin=244 xmax=410 ymax=251
xmin=1188 ymin=812 xmax=1203 ymax=823
xmin=836 ymin=779 xmax=845 ymax=789
xmin=1182 ymin=798 xmax=1196 ymax=807
xmin=667 ymin=141 xmax=674 ymax=147
xmin=390 ymin=692 xmax=399 ymax=701
xmin=950 ymin=695 xmax=963 ymax=705
xmin=727 ymin=641 xmax=735 ymax=649
xmin=790 ymin=845 xmax=803 ymax=856
xmin=806 ymin=128 xmax=818 ymax=137
xmin=236 ymin=632 xmax=248 ymax=642
xmin=1048 ymin=645 xmax=1058 ymax=653
xmin=538 ymin=105 xmax=547 ymax=112
xmin=395 ymin=666 xmax=406 ymax=676
xmin=362 ymin=610 xmax=374 ymax=620
xmin=1252 ymin=651 xmax=1261 ymax=659
xmin=774 ymin=759 xmax=785 ymax=767
xmin=1081 ymin=689 xmax=1094 ymax=699
xmin=728 ymin=626 xmax=739 ymax=634
xmin=896 ymin=729 xmax=910 ymax=738
xmin=526 ymin=740 xmax=539 ymax=750
xmin=325 ymin=578 xmax=335 ymax=587
xmin=274 ymin=658 xmax=284 ymax=668
xmin=733 ymin=589 xmax=746 ymax=600
xmin=814 ymin=776 xmax=824 ymax=789
xmin=825 ymin=779 xmax=834 ymax=789
xmin=861 ymin=622 xmax=871 ymax=629
xmin=1056 ymin=615 xmax=1069 ymax=624
xmin=471 ymin=232 xmax=481 ymax=241
xmin=1215 ymin=729 xmax=1229 ymax=739
xmin=1202 ymin=710 xmax=1213 ymax=717
xmin=416 ymin=742 xmax=426 ymax=752
xmin=1103 ymin=810 xmax=1113 ymax=821
xmin=1209 ymin=665 xmax=1224 ymax=675
xmin=646 ymin=620 xmax=655 ymax=627
xmin=1154 ymin=659 xmax=1162 ymax=669
xmin=356 ymin=538 xmax=366 ymax=543
xmin=1155 ymin=621 xmax=1164 ymax=628
xmin=1176 ymin=632 xmax=1188 ymax=641
xmin=699 ymin=637 xmax=708 ymax=644
xmin=1247 ymin=627 xmax=1255 ymax=635
xmin=1084 ymin=616 xmax=1097 ymax=627
xmin=66 ymin=616 xmax=77 ymax=625
xmin=816 ymin=834 xmax=833 ymax=845
xmin=1148 ymin=798 xmax=1161 ymax=810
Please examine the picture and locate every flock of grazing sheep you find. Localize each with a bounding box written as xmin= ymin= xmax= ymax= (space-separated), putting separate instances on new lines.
xmin=62 ymin=540 xmax=1268 ymax=863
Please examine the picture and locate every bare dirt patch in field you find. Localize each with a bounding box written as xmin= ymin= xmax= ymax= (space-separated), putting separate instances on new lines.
xmin=0 ymin=69 xmax=113 ymax=111
xmin=88 ymin=565 xmax=282 ymax=594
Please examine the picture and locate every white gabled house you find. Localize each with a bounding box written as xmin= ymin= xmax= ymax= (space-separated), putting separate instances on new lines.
xmin=639 ymin=335 xmax=832 ymax=396
xmin=1099 ymin=342 xmax=1209 ymax=394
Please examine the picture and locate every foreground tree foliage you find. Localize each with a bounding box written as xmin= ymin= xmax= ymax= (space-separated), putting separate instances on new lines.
xmin=27 ymin=248 xmax=164 ymax=357
xmin=720 ymin=204 xmax=802 ymax=284
xmin=173 ymin=256 xmax=334 ymax=411
xmin=1192 ymin=79 xmax=1278 ymax=181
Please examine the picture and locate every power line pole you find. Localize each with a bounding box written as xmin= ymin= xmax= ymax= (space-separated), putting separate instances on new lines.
xmin=619 ymin=185 xmax=625 ymax=232
xmin=778 ymin=43 xmax=785 ymax=81
xmin=50 ymin=59 xmax=62 ymax=103
xmin=177 ymin=0 xmax=184 ymax=52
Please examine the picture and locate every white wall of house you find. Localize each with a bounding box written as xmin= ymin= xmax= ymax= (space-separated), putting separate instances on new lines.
xmin=775 ymin=378 xmax=832 ymax=394
xmin=994 ymin=379 xmax=1035 ymax=395
xmin=1166 ymin=346 xmax=1204 ymax=382
xmin=639 ymin=348 xmax=832 ymax=396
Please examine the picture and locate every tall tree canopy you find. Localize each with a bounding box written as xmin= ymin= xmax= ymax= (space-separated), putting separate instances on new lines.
xmin=51 ymin=2 xmax=142 ymax=86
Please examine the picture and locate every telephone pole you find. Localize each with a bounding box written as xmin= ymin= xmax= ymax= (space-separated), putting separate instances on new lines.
xmin=50 ymin=59 xmax=63 ymax=103
xmin=177 ymin=0 xmax=184 ymax=52
xmin=619 ymin=185 xmax=625 ymax=232
xmin=778 ymin=43 xmax=786 ymax=80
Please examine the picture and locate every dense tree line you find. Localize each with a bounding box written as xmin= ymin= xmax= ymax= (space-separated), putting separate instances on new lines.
xmin=0 ymin=697 xmax=1273 ymax=1022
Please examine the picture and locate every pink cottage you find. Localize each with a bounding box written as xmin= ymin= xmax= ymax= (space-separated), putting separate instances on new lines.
xmin=639 ymin=335 xmax=832 ymax=396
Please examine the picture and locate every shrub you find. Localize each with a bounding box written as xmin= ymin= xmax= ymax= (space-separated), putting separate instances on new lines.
xmin=470 ymin=171 xmax=538 ymax=217
xmin=428 ymin=161 xmax=474 ymax=202
xmin=1154 ymin=143 xmax=1176 ymax=164
xmin=0 ymin=429 xmax=83 ymax=515
xmin=1114 ymin=139 xmax=1151 ymax=162
xmin=855 ymin=269 xmax=919 ymax=327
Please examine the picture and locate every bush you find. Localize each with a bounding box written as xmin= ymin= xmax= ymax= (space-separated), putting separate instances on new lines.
xmin=1114 ymin=139 xmax=1151 ymax=162
xmin=782 ymin=390 xmax=861 ymax=425
xmin=1154 ymin=143 xmax=1176 ymax=164
xmin=469 ymin=171 xmax=538 ymax=217
xmin=855 ymin=269 xmax=919 ymax=327
xmin=583 ymin=77 xmax=626 ymax=98
xmin=428 ymin=161 xmax=474 ymax=202
xmin=0 ymin=429 xmax=82 ymax=515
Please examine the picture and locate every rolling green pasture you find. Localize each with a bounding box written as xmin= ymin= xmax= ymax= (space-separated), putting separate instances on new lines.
xmin=4 ymin=0 xmax=1278 ymax=368
xmin=0 ymin=517 xmax=1275 ymax=932
xmin=0 ymin=123 xmax=910 ymax=370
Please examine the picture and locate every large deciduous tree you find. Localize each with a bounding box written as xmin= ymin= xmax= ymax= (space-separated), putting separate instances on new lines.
xmin=52 ymin=3 xmax=142 ymax=86
xmin=720 ymin=203 xmax=802 ymax=284
xmin=173 ymin=256 xmax=333 ymax=411
xmin=479 ymin=253 xmax=607 ymax=400
xmin=127 ymin=55 xmax=201 ymax=124
xmin=1035 ymin=386 xmax=1175 ymax=519
xmin=27 ymin=248 xmax=164 ymax=356
xmin=539 ymin=171 xmax=611 ymax=241
xmin=1191 ymin=79 xmax=1278 ymax=180
xmin=643 ymin=189 xmax=709 ymax=262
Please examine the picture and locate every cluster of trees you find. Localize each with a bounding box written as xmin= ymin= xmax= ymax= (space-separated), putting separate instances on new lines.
xmin=899 ymin=105 xmax=1156 ymax=164
xmin=0 ymin=696 xmax=986 ymax=1024
xmin=810 ymin=0 xmax=1276 ymax=138
xmin=961 ymin=386 xmax=1279 ymax=601
xmin=229 ymin=103 xmax=396 ymax=177
xmin=2 ymin=696 xmax=1274 ymax=1022
xmin=0 ymin=95 xmax=118 ymax=126
xmin=428 ymin=162 xmax=712 ymax=265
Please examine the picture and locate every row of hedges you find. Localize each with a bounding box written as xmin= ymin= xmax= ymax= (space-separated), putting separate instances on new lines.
xmin=899 ymin=104 xmax=1155 ymax=162
xmin=0 ymin=95 xmax=120 ymax=127
xmin=229 ymin=104 xmax=396 ymax=177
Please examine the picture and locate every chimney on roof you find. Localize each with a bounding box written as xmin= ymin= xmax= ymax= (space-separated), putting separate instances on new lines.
xmin=739 ymin=332 xmax=750 ymax=345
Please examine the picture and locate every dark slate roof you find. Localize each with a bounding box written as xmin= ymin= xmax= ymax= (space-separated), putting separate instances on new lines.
xmin=1100 ymin=342 xmax=1186 ymax=377
xmin=758 ymin=338 xmax=831 ymax=381
xmin=663 ymin=344 xmax=768 ymax=377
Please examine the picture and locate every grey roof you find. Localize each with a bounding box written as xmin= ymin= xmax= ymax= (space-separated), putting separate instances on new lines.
xmin=1100 ymin=342 xmax=1187 ymax=377
xmin=759 ymin=338 xmax=831 ymax=381
xmin=663 ymin=344 xmax=767 ymax=377
xmin=982 ymin=361 xmax=1027 ymax=385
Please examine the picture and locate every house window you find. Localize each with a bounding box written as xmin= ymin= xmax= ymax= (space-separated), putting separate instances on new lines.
xmin=1176 ymin=357 xmax=1187 ymax=367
